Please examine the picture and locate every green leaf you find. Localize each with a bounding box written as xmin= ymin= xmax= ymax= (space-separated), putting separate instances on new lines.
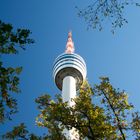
xmin=15 ymin=67 xmax=22 ymax=74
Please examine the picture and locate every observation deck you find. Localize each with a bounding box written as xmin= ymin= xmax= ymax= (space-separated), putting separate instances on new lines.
xmin=53 ymin=53 xmax=87 ymax=90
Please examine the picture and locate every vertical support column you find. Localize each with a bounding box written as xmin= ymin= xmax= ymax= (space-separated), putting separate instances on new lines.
xmin=62 ymin=76 xmax=76 ymax=107
xmin=62 ymin=76 xmax=79 ymax=139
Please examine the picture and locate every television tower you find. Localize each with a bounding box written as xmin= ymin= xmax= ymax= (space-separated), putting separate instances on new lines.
xmin=53 ymin=32 xmax=87 ymax=139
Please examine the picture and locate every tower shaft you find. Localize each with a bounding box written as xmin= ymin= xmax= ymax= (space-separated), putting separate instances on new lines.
xmin=62 ymin=76 xmax=76 ymax=106
xmin=62 ymin=76 xmax=79 ymax=139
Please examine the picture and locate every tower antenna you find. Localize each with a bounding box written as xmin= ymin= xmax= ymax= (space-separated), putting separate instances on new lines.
xmin=65 ymin=31 xmax=75 ymax=53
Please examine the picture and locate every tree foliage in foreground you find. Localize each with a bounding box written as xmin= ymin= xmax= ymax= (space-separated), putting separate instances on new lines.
xmin=77 ymin=0 xmax=140 ymax=32
xmin=34 ymin=78 xmax=140 ymax=140
xmin=3 ymin=78 xmax=140 ymax=139
xmin=2 ymin=123 xmax=42 ymax=140
xmin=0 ymin=20 xmax=34 ymax=123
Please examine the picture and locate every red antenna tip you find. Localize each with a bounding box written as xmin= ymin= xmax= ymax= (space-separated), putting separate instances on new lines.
xmin=65 ymin=31 xmax=75 ymax=54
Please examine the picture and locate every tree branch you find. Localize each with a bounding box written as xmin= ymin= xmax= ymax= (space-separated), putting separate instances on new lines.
xmin=102 ymin=90 xmax=126 ymax=140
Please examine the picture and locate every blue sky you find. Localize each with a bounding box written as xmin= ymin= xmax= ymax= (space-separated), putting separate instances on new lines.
xmin=0 ymin=0 xmax=140 ymax=138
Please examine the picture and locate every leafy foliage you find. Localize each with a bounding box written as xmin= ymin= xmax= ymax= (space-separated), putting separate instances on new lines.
xmin=2 ymin=123 xmax=42 ymax=140
xmin=131 ymin=112 xmax=140 ymax=139
xmin=76 ymin=0 xmax=140 ymax=32
xmin=0 ymin=62 xmax=22 ymax=122
xmin=0 ymin=20 xmax=34 ymax=54
xmin=35 ymin=78 xmax=140 ymax=140
xmin=0 ymin=20 xmax=34 ymax=123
